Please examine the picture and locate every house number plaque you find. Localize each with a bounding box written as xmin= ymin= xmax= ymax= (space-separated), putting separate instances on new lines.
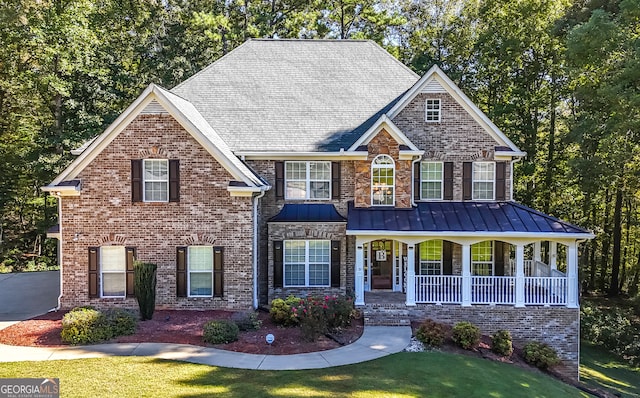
xmin=376 ymin=250 xmax=387 ymax=261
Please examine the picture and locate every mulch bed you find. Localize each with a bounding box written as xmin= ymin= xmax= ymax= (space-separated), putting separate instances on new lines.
xmin=0 ymin=310 xmax=363 ymax=355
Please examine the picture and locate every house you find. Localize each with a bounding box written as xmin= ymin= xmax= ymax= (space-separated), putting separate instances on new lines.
xmin=43 ymin=39 xmax=593 ymax=379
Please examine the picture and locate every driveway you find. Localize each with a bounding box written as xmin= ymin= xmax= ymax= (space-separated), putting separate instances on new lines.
xmin=0 ymin=271 xmax=59 ymax=329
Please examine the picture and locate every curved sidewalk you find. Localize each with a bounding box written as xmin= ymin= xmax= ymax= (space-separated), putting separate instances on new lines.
xmin=0 ymin=326 xmax=411 ymax=370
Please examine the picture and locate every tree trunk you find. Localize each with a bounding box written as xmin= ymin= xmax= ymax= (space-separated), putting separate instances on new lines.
xmin=609 ymin=187 xmax=623 ymax=296
xmin=543 ymin=80 xmax=557 ymax=214
xmin=599 ymin=189 xmax=611 ymax=291
xmin=629 ymin=253 xmax=640 ymax=297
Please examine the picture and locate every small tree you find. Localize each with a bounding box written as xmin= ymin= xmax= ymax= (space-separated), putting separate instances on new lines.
xmin=134 ymin=261 xmax=157 ymax=320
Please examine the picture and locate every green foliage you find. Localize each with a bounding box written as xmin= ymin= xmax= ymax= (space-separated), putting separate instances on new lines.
xmin=523 ymin=342 xmax=560 ymax=369
xmin=134 ymin=261 xmax=157 ymax=321
xmin=491 ymin=330 xmax=513 ymax=357
xmin=451 ymin=321 xmax=480 ymax=350
xmin=231 ymin=311 xmax=262 ymax=331
xmin=202 ymin=320 xmax=239 ymax=344
xmin=103 ymin=308 xmax=137 ymax=337
xmin=290 ymin=295 xmax=354 ymax=341
xmin=60 ymin=307 xmax=136 ymax=345
xmin=416 ymin=319 xmax=447 ymax=347
xmin=269 ymin=295 xmax=301 ymax=326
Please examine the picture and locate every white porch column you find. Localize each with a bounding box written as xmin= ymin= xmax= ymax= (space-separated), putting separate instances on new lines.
xmin=549 ymin=241 xmax=558 ymax=270
xmin=461 ymin=244 xmax=471 ymax=306
xmin=406 ymin=245 xmax=416 ymax=306
xmin=515 ymin=244 xmax=525 ymax=307
xmin=533 ymin=241 xmax=542 ymax=263
xmin=567 ymin=241 xmax=579 ymax=308
xmin=355 ymin=244 xmax=365 ymax=306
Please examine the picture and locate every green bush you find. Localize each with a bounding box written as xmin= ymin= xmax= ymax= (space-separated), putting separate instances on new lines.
xmin=269 ymin=296 xmax=300 ymax=326
xmin=452 ymin=321 xmax=480 ymax=350
xmin=289 ymin=295 xmax=355 ymax=341
xmin=416 ymin=319 xmax=447 ymax=347
xmin=104 ymin=308 xmax=137 ymax=336
xmin=61 ymin=308 xmax=112 ymax=345
xmin=231 ymin=311 xmax=262 ymax=331
xmin=491 ymin=330 xmax=513 ymax=356
xmin=203 ymin=320 xmax=239 ymax=344
xmin=134 ymin=261 xmax=157 ymax=321
xmin=323 ymin=295 xmax=354 ymax=329
xmin=523 ymin=342 xmax=560 ymax=369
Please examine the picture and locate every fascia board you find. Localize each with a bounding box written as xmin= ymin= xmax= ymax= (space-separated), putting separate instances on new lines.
xmin=346 ymin=230 xmax=595 ymax=240
xmin=347 ymin=115 xmax=420 ymax=151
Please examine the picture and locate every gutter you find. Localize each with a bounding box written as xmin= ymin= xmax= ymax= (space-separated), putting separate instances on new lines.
xmin=252 ymin=188 xmax=268 ymax=309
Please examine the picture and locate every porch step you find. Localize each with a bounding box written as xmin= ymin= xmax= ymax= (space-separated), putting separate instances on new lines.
xmin=360 ymin=305 xmax=411 ymax=327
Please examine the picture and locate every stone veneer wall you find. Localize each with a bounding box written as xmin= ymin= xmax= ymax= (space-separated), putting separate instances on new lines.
xmin=392 ymin=92 xmax=512 ymax=201
xmin=59 ymin=114 xmax=255 ymax=310
xmin=408 ymin=305 xmax=579 ymax=380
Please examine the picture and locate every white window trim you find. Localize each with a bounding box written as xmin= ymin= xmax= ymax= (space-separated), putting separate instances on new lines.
xmin=187 ymin=246 xmax=214 ymax=298
xmin=284 ymin=161 xmax=332 ymax=200
xmin=143 ymin=159 xmax=169 ymax=203
xmin=371 ymin=155 xmax=395 ymax=206
xmin=425 ymin=98 xmax=441 ymax=122
xmin=471 ymin=241 xmax=494 ymax=276
xmin=419 ymin=240 xmax=443 ymax=275
xmin=472 ymin=161 xmax=495 ymax=201
xmin=283 ymin=240 xmax=331 ymax=287
xmin=100 ymin=246 xmax=126 ymax=298
xmin=420 ymin=161 xmax=444 ymax=200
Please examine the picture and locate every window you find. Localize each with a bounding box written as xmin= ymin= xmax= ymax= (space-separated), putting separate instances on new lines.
xmin=425 ymin=99 xmax=441 ymax=122
xmin=472 ymin=241 xmax=493 ymax=276
xmin=284 ymin=240 xmax=330 ymax=287
xmin=285 ymin=161 xmax=331 ymax=200
xmin=188 ymin=246 xmax=213 ymax=297
xmin=419 ymin=240 xmax=443 ymax=275
xmin=371 ymin=155 xmax=395 ymax=206
xmin=101 ymin=246 xmax=126 ymax=297
xmin=420 ymin=162 xmax=443 ymax=200
xmin=143 ymin=159 xmax=169 ymax=202
xmin=473 ymin=162 xmax=495 ymax=200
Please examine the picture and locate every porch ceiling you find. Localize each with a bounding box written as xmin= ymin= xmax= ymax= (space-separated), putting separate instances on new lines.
xmin=346 ymin=201 xmax=592 ymax=237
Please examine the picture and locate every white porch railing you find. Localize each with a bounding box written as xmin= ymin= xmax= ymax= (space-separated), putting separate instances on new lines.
xmin=509 ymin=259 xmax=561 ymax=277
xmin=524 ymin=277 xmax=567 ymax=305
xmin=415 ymin=275 xmax=462 ymax=304
xmin=471 ymin=276 xmax=515 ymax=304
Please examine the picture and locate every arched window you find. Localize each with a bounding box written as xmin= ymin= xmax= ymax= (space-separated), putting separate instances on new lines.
xmin=371 ymin=155 xmax=395 ymax=206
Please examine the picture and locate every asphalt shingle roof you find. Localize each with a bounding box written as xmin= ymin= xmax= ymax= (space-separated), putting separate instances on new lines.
xmin=171 ymin=39 xmax=419 ymax=152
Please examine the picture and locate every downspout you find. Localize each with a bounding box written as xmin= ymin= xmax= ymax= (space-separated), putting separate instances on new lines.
xmin=49 ymin=194 xmax=63 ymax=312
xmin=411 ymin=156 xmax=422 ymax=207
xmin=252 ymin=189 xmax=267 ymax=309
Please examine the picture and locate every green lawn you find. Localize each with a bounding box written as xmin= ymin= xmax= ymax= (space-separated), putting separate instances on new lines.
xmin=581 ymin=342 xmax=640 ymax=398
xmin=0 ymin=352 xmax=584 ymax=398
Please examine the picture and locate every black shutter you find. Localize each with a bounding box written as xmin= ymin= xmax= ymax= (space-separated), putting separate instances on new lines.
xmin=331 ymin=162 xmax=341 ymax=199
xmin=443 ymin=241 xmax=453 ymax=275
xmin=125 ymin=247 xmax=136 ymax=297
xmin=131 ymin=160 xmax=143 ymax=202
xmin=275 ymin=162 xmax=284 ymax=199
xmin=176 ymin=247 xmax=187 ymax=297
xmin=494 ymin=241 xmax=505 ymax=276
xmin=331 ymin=241 xmax=340 ymax=287
xmin=495 ymin=162 xmax=506 ymax=201
xmin=444 ymin=162 xmax=454 ymax=200
xmin=213 ymin=247 xmax=224 ymax=297
xmin=273 ymin=241 xmax=283 ymax=288
xmin=88 ymin=247 xmax=99 ymax=298
xmin=414 ymin=162 xmax=421 ymax=201
xmin=414 ymin=243 xmax=420 ymax=275
xmin=463 ymin=162 xmax=472 ymax=200
xmin=169 ymin=159 xmax=180 ymax=202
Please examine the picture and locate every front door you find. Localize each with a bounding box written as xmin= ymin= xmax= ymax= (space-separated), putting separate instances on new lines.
xmin=371 ymin=240 xmax=393 ymax=289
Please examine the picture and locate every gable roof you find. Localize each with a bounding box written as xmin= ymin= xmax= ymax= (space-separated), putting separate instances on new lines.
xmin=171 ymin=39 xmax=419 ymax=152
xmin=386 ymin=65 xmax=524 ymax=155
xmin=45 ymin=84 xmax=267 ymax=190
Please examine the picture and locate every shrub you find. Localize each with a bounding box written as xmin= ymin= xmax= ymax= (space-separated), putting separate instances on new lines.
xmin=523 ymin=341 xmax=560 ymax=369
xmin=61 ymin=308 xmax=112 ymax=345
xmin=416 ymin=319 xmax=447 ymax=347
xmin=452 ymin=321 xmax=480 ymax=350
xmin=231 ymin=311 xmax=262 ymax=331
xmin=203 ymin=320 xmax=239 ymax=344
xmin=134 ymin=261 xmax=157 ymax=320
xmin=289 ymin=295 xmax=354 ymax=341
xmin=269 ymin=296 xmax=300 ymax=326
xmin=491 ymin=330 xmax=513 ymax=356
xmin=324 ymin=295 xmax=354 ymax=329
xmin=104 ymin=308 xmax=137 ymax=336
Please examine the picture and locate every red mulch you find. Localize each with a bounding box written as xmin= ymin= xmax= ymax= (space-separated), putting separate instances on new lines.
xmin=0 ymin=310 xmax=363 ymax=355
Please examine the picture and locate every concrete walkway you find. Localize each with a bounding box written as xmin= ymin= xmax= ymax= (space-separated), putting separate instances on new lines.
xmin=0 ymin=326 xmax=411 ymax=370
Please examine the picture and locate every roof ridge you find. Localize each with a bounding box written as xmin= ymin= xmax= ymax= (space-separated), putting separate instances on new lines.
xmin=249 ymin=38 xmax=371 ymax=42
xmin=366 ymin=41 xmax=420 ymax=80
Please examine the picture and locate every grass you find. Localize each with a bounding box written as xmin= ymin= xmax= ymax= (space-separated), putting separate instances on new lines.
xmin=0 ymin=352 xmax=585 ymax=397
xmin=580 ymin=341 xmax=640 ymax=398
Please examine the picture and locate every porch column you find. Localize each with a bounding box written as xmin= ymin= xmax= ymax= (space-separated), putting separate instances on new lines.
xmin=461 ymin=243 xmax=471 ymax=306
xmin=533 ymin=241 xmax=542 ymax=263
xmin=567 ymin=241 xmax=578 ymax=308
xmin=406 ymin=245 xmax=416 ymax=306
xmin=515 ymin=244 xmax=525 ymax=307
xmin=355 ymin=244 xmax=365 ymax=306
xmin=549 ymin=241 xmax=558 ymax=270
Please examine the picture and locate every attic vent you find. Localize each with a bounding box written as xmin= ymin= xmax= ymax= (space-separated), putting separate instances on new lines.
xmin=421 ymin=79 xmax=446 ymax=94
xmin=141 ymin=100 xmax=168 ymax=115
